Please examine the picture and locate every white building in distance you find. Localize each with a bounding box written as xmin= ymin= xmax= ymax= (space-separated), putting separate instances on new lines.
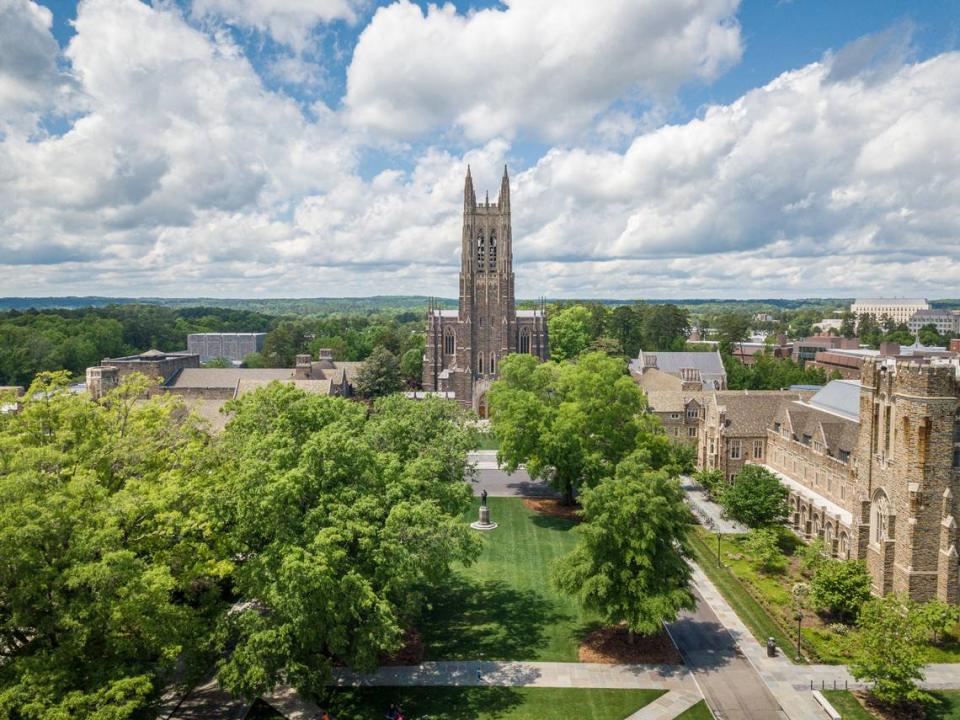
xmin=851 ymin=298 xmax=930 ymax=326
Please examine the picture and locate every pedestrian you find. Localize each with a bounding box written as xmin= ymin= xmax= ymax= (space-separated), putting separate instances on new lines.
xmin=386 ymin=703 xmax=397 ymax=720
xmin=476 ymin=668 xmax=483 ymax=682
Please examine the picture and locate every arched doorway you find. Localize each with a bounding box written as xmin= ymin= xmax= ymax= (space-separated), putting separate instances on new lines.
xmin=477 ymin=394 xmax=488 ymax=419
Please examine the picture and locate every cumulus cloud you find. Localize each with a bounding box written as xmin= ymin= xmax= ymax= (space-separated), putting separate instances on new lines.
xmin=0 ymin=0 xmax=69 ymax=127
xmin=0 ymin=0 xmax=353 ymax=283
xmin=191 ymin=0 xmax=358 ymax=51
xmin=344 ymin=0 xmax=742 ymax=141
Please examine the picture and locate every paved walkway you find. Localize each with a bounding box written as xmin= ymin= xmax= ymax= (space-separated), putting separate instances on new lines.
xmin=467 ymin=450 xmax=559 ymax=498
xmin=625 ymin=690 xmax=702 ymax=720
xmin=331 ymin=660 xmax=696 ymax=691
xmin=681 ymin=476 xmax=748 ymax=534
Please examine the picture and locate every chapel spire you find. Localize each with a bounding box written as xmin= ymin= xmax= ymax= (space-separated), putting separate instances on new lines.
xmin=464 ymin=165 xmax=476 ymax=210
xmin=499 ymin=164 xmax=510 ymax=212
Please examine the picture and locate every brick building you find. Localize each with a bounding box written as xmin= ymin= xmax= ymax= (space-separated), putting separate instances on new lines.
xmin=422 ymin=167 xmax=548 ymax=415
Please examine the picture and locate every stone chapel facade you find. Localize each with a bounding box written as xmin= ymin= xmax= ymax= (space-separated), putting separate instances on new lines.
xmin=422 ymin=166 xmax=548 ymax=415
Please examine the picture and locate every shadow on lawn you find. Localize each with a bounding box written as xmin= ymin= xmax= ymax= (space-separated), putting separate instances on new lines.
xmin=421 ymin=573 xmax=568 ymax=660
xmin=322 ymin=686 xmax=525 ymax=720
xmin=529 ymin=514 xmax=578 ymax=532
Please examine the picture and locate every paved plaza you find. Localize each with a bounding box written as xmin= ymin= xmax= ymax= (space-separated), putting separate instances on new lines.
xmin=467 ymin=450 xmax=559 ymax=498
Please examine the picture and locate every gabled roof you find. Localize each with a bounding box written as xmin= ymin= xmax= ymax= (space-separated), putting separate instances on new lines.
xmin=711 ymin=391 xmax=800 ymax=437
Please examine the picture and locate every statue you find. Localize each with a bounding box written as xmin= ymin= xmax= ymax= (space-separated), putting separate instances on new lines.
xmin=471 ymin=488 xmax=497 ymax=531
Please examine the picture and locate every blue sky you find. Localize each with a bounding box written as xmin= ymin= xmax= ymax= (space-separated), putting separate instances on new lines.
xmin=2 ymin=0 xmax=960 ymax=298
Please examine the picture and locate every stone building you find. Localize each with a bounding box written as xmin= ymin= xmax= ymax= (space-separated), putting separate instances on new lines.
xmin=760 ymin=362 xmax=960 ymax=603
xmin=630 ymin=350 xmax=727 ymax=391
xmin=697 ymin=390 xmax=804 ymax=482
xmin=187 ymin=333 xmax=266 ymax=363
xmin=645 ymin=390 xmax=704 ymax=444
xmin=86 ymin=349 xmax=200 ymax=397
xmin=422 ymin=167 xmax=548 ymax=415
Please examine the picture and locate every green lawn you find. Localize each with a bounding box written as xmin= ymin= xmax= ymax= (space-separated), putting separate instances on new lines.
xmin=319 ymin=687 xmax=663 ymax=720
xmin=420 ymin=497 xmax=598 ymax=662
xmin=475 ymin=433 xmax=500 ymax=450
xmin=823 ymin=691 xmax=960 ymax=720
xmin=675 ymin=700 xmax=714 ymax=720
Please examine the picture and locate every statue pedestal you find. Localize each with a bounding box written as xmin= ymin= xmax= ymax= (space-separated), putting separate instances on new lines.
xmin=470 ymin=505 xmax=498 ymax=531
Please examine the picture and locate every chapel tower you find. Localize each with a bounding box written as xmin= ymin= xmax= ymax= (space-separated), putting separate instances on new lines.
xmin=423 ymin=166 xmax=548 ymax=415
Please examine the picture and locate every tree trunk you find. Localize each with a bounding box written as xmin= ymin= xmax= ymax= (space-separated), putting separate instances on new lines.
xmin=628 ymin=628 xmax=635 ymax=645
xmin=562 ymin=480 xmax=574 ymax=506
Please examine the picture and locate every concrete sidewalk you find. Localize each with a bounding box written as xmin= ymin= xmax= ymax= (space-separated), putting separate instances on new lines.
xmin=331 ymin=660 xmax=696 ymax=691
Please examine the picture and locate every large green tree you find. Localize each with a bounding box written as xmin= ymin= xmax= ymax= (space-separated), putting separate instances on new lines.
xmin=211 ymin=388 xmax=479 ymax=699
xmin=489 ymin=352 xmax=645 ymax=503
xmin=554 ymin=454 xmax=695 ymax=636
xmin=547 ymin=306 xmax=593 ymax=361
xmin=809 ymin=559 xmax=871 ymax=622
xmin=721 ymin=464 xmax=789 ymax=527
xmin=0 ymin=372 xmax=222 ymax=719
xmin=850 ymin=594 xmax=930 ymax=706
xmin=354 ymin=345 xmax=404 ymax=398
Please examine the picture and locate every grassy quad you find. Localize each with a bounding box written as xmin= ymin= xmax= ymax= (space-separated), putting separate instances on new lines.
xmin=317 ymin=687 xmax=664 ymax=720
xmin=688 ymin=526 xmax=960 ymax=664
xmin=823 ymin=690 xmax=960 ymax=720
xmin=419 ymin=496 xmax=600 ymax=661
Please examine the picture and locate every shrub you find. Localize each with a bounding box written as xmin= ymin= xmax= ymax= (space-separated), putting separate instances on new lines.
xmin=799 ymin=539 xmax=826 ymax=576
xmin=810 ymin=559 xmax=871 ymax=623
xmin=693 ymin=468 xmax=724 ymax=499
xmin=744 ymin=528 xmax=787 ymax=574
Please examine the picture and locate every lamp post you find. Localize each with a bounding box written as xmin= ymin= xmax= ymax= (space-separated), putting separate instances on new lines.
xmin=794 ymin=610 xmax=803 ymax=658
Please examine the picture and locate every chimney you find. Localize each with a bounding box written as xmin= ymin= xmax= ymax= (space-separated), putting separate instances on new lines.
xmin=879 ymin=342 xmax=901 ymax=357
xmin=295 ymin=354 xmax=313 ymax=379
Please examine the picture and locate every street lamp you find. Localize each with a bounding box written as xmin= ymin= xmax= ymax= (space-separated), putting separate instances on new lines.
xmin=794 ymin=610 xmax=803 ymax=658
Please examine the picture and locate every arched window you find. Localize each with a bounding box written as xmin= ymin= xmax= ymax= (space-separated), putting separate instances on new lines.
xmin=519 ymin=327 xmax=530 ymax=354
xmin=871 ymin=489 xmax=890 ymax=544
xmin=838 ymin=531 xmax=849 ymax=560
xmin=489 ymin=232 xmax=497 ymax=270
xmin=476 ymin=232 xmax=485 ymax=272
xmin=490 ymin=354 xmax=496 ymax=375
xmin=824 ymin=522 xmax=834 ymax=547
xmin=478 ymin=353 xmax=484 ymax=375
xmin=444 ymin=329 xmax=455 ymax=355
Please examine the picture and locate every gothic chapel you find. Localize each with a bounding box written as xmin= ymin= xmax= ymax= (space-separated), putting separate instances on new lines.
xmin=423 ymin=166 xmax=549 ymax=415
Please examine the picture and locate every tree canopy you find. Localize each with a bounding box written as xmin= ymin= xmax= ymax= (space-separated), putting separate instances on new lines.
xmin=553 ymin=455 xmax=695 ymax=636
xmin=211 ymin=388 xmax=479 ymax=699
xmin=354 ymin=345 xmax=404 ymax=398
xmin=721 ymin=465 xmax=790 ymax=527
xmin=489 ymin=352 xmax=647 ymax=503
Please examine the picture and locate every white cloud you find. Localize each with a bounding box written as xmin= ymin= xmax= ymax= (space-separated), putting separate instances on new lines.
xmin=0 ymin=0 xmax=68 ymax=127
xmin=344 ymin=0 xmax=742 ymax=141
xmin=191 ymin=0 xmax=358 ymax=51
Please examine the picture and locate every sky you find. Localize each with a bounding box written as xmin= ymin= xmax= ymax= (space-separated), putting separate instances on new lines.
xmin=1 ymin=0 xmax=959 ymax=300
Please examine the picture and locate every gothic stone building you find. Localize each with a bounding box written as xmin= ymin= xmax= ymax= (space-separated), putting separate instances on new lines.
xmin=423 ymin=167 xmax=548 ymax=415
xmin=760 ymin=360 xmax=960 ymax=603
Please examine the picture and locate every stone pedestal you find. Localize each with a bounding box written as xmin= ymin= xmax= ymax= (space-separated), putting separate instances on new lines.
xmin=470 ymin=505 xmax=498 ymax=531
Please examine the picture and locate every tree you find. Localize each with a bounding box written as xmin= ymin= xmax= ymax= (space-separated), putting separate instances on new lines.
xmin=721 ymin=464 xmax=789 ymax=527
xmin=399 ymin=347 xmax=423 ymax=388
xmin=851 ymin=594 xmax=931 ymax=706
xmin=799 ymin=538 xmax=826 ymax=576
xmin=490 ymin=352 xmax=645 ymax=504
xmin=354 ymin=345 xmax=403 ymax=398
xmin=693 ymin=468 xmax=724 ymax=499
xmin=644 ymin=304 xmax=691 ymax=351
xmin=242 ymin=351 xmax=266 ymax=368
xmin=203 ymin=355 xmax=233 ymax=368
xmin=915 ymin=600 xmax=960 ymax=645
xmin=548 ymin=305 xmax=592 ymax=361
xmin=0 ymin=372 xmax=222 ymax=719
xmin=744 ymin=528 xmax=786 ymax=573
xmin=212 ymin=387 xmax=479 ymax=699
xmin=554 ymin=455 xmax=695 ymax=637
xmin=809 ymin=559 xmax=871 ymax=622
xmin=715 ymin=313 xmax=751 ymax=355
xmin=606 ymin=305 xmax=643 ymax=357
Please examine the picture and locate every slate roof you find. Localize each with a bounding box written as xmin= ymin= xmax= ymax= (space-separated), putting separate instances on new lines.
xmin=634 ymin=350 xmax=726 ymax=390
xmin=775 ymin=398 xmax=859 ymax=459
xmin=645 ymin=390 xmax=703 ymax=414
xmin=712 ymin=391 xmax=800 ymax=437
xmin=167 ymin=368 xmax=294 ymax=389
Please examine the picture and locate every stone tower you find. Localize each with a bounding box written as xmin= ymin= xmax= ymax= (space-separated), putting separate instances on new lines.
xmin=853 ymin=359 xmax=960 ymax=602
xmin=423 ymin=166 xmax=548 ymax=414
